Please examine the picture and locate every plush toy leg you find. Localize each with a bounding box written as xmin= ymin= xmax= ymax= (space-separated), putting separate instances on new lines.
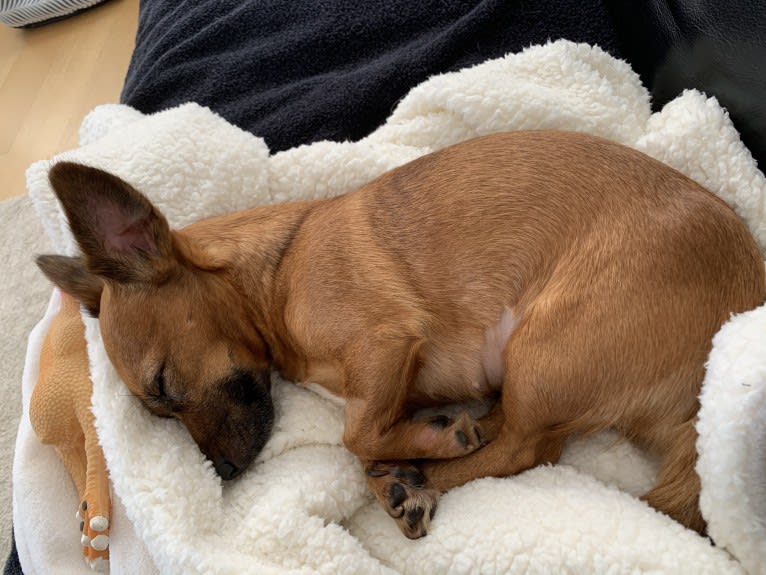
xmin=78 ymin=406 xmax=111 ymax=568
xmin=52 ymin=436 xmax=110 ymax=568
xmin=29 ymin=291 xmax=110 ymax=570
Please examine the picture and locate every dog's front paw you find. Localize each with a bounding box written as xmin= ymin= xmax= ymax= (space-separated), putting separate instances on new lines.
xmin=365 ymin=462 xmax=439 ymax=539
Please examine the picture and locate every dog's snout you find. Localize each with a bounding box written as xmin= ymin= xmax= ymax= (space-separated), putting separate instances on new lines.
xmin=203 ymin=369 xmax=274 ymax=480
xmin=214 ymin=458 xmax=243 ymax=480
xmin=224 ymin=369 xmax=271 ymax=405
xmin=176 ymin=368 xmax=274 ymax=481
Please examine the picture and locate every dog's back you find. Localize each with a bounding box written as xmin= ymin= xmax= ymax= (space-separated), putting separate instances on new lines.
xmin=296 ymin=131 xmax=764 ymax=409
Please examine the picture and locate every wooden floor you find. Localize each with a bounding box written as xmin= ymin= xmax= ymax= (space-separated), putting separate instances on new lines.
xmin=0 ymin=0 xmax=138 ymax=201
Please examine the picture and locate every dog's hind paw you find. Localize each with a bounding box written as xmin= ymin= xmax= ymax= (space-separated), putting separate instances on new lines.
xmin=365 ymin=461 xmax=439 ymax=539
xmin=426 ymin=412 xmax=485 ymax=455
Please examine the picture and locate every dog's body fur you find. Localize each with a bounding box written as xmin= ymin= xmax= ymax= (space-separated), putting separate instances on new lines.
xmin=38 ymin=131 xmax=765 ymax=538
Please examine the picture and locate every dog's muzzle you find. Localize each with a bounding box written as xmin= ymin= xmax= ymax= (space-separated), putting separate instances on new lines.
xmin=188 ymin=369 xmax=275 ymax=480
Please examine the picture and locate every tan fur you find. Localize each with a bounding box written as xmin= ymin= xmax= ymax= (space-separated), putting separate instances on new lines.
xmin=37 ymin=131 xmax=766 ymax=538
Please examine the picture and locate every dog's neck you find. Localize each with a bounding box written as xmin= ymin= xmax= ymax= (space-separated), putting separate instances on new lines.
xmin=178 ymin=199 xmax=320 ymax=360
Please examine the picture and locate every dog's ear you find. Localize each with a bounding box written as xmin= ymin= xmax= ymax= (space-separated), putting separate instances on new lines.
xmin=48 ymin=162 xmax=176 ymax=283
xmin=36 ymin=255 xmax=103 ymax=316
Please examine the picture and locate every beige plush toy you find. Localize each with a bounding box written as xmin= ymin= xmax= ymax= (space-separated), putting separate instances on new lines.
xmin=30 ymin=290 xmax=110 ymax=570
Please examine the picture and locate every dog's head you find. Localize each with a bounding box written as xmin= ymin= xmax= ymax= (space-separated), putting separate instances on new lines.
xmin=37 ymin=162 xmax=274 ymax=479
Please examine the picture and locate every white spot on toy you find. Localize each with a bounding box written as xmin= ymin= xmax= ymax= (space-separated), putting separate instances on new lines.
xmin=90 ymin=516 xmax=109 ymax=532
xmin=90 ymin=534 xmax=109 ymax=551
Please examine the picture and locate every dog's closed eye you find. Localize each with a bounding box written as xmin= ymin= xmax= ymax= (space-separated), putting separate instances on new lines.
xmin=155 ymin=365 xmax=167 ymax=399
xmin=143 ymin=362 xmax=183 ymax=416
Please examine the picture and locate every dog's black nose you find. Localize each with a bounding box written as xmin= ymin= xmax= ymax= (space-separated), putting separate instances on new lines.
xmin=214 ymin=458 xmax=242 ymax=480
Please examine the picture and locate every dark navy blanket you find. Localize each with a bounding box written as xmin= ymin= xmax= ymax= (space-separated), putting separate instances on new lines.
xmin=119 ymin=0 xmax=766 ymax=165
xmin=120 ymin=0 xmax=624 ymax=153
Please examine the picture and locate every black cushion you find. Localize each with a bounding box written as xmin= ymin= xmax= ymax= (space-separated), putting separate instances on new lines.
xmin=121 ymin=0 xmax=624 ymax=152
xmin=609 ymin=0 xmax=766 ymax=168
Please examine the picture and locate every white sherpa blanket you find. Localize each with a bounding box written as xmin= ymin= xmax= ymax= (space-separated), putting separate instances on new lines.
xmin=13 ymin=40 xmax=766 ymax=575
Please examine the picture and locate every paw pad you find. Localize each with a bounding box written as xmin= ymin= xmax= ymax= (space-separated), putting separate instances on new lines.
xmin=366 ymin=462 xmax=440 ymax=539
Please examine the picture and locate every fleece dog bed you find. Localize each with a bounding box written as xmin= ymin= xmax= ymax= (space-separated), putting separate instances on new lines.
xmin=13 ymin=40 xmax=766 ymax=574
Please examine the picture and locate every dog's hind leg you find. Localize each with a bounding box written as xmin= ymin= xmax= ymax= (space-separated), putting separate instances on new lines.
xmin=401 ymin=304 xmax=610 ymax=538
xmin=640 ymin=419 xmax=705 ymax=533
xmin=420 ymin=307 xmax=590 ymax=493
xmin=421 ymin=421 xmax=562 ymax=493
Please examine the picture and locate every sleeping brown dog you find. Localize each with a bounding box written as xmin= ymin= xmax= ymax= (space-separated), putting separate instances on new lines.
xmin=37 ymin=131 xmax=765 ymax=539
